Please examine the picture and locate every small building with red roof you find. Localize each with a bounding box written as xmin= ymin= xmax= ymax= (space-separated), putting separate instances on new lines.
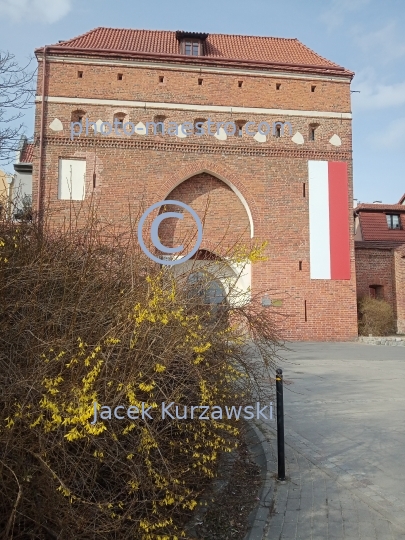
xmin=354 ymin=197 xmax=405 ymax=333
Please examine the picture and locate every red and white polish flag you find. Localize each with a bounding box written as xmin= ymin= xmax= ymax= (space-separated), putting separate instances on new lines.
xmin=308 ymin=161 xmax=351 ymax=280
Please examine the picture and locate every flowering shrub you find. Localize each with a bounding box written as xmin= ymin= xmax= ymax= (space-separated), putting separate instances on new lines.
xmin=0 ymin=219 xmax=283 ymax=539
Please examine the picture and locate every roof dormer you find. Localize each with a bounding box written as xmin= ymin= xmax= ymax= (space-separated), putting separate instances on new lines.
xmin=176 ymin=31 xmax=208 ymax=56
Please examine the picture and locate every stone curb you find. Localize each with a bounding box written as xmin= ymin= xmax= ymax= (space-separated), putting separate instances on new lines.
xmin=357 ymin=336 xmax=405 ymax=346
xmin=243 ymin=422 xmax=275 ymax=540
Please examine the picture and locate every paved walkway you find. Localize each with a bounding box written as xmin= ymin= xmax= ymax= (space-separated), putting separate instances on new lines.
xmin=258 ymin=342 xmax=405 ymax=540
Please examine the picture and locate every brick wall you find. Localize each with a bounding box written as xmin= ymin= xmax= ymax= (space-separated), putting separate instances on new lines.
xmin=355 ymin=248 xmax=395 ymax=304
xmin=355 ymin=246 xmax=405 ymax=334
xmin=36 ymin=61 xmax=352 ymax=112
xmin=355 ymin=246 xmax=398 ymax=326
xmin=32 ymin=55 xmax=358 ymax=341
xmin=159 ymin=173 xmax=251 ymax=253
xmin=394 ymin=249 xmax=405 ymax=333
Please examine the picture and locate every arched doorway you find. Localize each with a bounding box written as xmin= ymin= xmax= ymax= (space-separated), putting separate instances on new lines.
xmin=187 ymin=270 xmax=227 ymax=305
xmin=157 ymin=172 xmax=253 ymax=301
xmin=185 ymin=268 xmax=228 ymax=323
xmin=172 ymin=248 xmax=251 ymax=306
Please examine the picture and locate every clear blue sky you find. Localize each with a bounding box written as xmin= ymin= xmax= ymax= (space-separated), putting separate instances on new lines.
xmin=1 ymin=0 xmax=404 ymax=203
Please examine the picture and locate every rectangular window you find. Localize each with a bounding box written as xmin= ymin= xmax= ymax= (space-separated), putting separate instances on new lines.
xmin=309 ymin=127 xmax=316 ymax=141
xmin=386 ymin=214 xmax=401 ymax=229
xmin=236 ymin=124 xmax=244 ymax=137
xmin=77 ymin=71 xmax=83 ymax=78
xmin=184 ymin=40 xmax=200 ymax=56
xmin=58 ymin=159 xmax=86 ymax=200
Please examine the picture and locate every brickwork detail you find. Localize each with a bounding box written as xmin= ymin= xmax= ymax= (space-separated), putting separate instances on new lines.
xmin=394 ymin=249 xmax=405 ymax=333
xmin=36 ymin=61 xmax=352 ymax=113
xmin=159 ymin=173 xmax=251 ymax=254
xmin=355 ymin=249 xmax=396 ymax=307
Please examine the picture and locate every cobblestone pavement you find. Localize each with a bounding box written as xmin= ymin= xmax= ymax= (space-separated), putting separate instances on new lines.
xmin=258 ymin=342 xmax=405 ymax=540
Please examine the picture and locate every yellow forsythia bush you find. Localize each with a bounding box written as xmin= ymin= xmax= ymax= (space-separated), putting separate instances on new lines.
xmin=0 ymin=218 xmax=282 ymax=539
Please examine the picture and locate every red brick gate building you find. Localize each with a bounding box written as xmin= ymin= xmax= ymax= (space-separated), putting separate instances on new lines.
xmin=32 ymin=27 xmax=358 ymax=340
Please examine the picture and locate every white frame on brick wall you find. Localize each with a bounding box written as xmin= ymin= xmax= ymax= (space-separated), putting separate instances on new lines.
xmin=58 ymin=158 xmax=86 ymax=200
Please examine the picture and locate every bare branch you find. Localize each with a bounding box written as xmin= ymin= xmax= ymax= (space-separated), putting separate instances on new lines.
xmin=0 ymin=50 xmax=36 ymax=165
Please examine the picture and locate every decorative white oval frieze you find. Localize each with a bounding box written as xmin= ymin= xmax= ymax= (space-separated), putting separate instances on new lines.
xmin=329 ymin=134 xmax=342 ymax=146
xmin=134 ymin=122 xmax=147 ymax=135
xmin=254 ymin=132 xmax=267 ymax=143
xmin=292 ymin=131 xmax=305 ymax=145
xmin=214 ymin=127 xmax=228 ymax=141
xmin=49 ymin=118 xmax=63 ymax=132
xmin=94 ymin=119 xmax=104 ymax=132
xmin=176 ymin=124 xmax=188 ymax=138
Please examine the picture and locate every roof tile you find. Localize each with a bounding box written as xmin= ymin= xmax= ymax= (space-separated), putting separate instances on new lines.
xmin=355 ymin=203 xmax=405 ymax=212
xmin=20 ymin=143 xmax=34 ymax=163
xmin=41 ymin=27 xmax=351 ymax=74
xmin=358 ymin=211 xmax=405 ymax=242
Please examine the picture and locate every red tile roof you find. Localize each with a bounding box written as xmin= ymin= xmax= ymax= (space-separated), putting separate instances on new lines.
xmin=37 ymin=27 xmax=353 ymax=76
xmin=356 ymin=211 xmax=405 ymax=242
xmin=20 ymin=143 xmax=34 ymax=163
xmin=355 ymin=203 xmax=405 ymax=212
xmin=398 ymin=193 xmax=405 ymax=205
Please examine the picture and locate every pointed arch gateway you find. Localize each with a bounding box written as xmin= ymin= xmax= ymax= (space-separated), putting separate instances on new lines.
xmin=158 ymin=171 xmax=253 ymax=300
xmin=161 ymin=168 xmax=255 ymax=238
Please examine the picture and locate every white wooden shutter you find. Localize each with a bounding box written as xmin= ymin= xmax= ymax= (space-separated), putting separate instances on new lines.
xmin=58 ymin=159 xmax=86 ymax=200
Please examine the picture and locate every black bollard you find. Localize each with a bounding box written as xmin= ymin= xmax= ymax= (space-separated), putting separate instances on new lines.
xmin=276 ymin=368 xmax=286 ymax=480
